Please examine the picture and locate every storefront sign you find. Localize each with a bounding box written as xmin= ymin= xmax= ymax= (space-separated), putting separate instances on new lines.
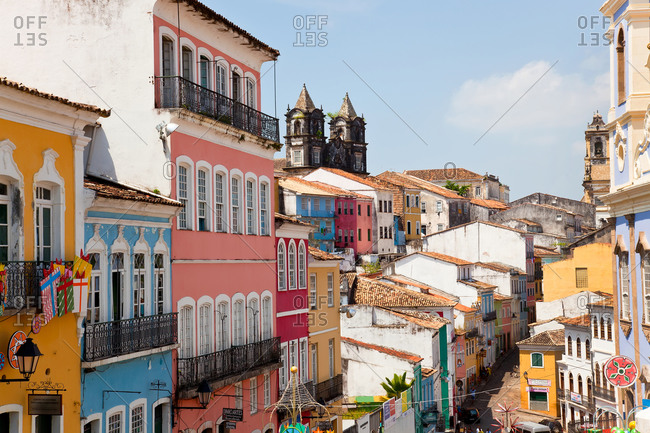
xmin=527 ymin=379 xmax=551 ymax=387
xmin=526 ymin=386 xmax=549 ymax=393
xmin=222 ymin=408 xmax=243 ymax=421
xmin=224 ymin=421 xmax=237 ymax=429
xmin=28 ymin=394 xmax=62 ymax=415
xmin=570 ymin=392 xmax=582 ymax=404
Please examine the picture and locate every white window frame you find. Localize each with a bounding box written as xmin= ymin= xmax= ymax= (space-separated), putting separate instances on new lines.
xmin=178 ymin=297 xmax=196 ymax=358
xmin=309 ymin=273 xmax=317 ymax=309
xmin=235 ymin=383 xmax=243 ymax=410
xmin=247 ymin=296 xmax=260 ymax=343
xmin=198 ymin=298 xmax=214 ymax=355
xmin=277 ymin=240 xmax=287 ymax=291
xmin=151 ymin=399 xmax=171 ymax=433
xmin=196 ymin=164 xmax=211 ymax=232
xmin=110 ymin=229 xmax=130 ymax=321
xmin=233 ymin=297 xmax=245 ymax=346
xmin=288 ymin=241 xmax=297 ymax=290
xmin=34 ymin=149 xmax=65 ymax=261
xmin=311 ymin=343 xmax=318 ymax=382
xmin=264 ymin=373 xmax=271 ymax=408
xmin=176 ymin=158 xmax=194 ymax=230
xmin=129 ymin=399 xmax=147 ymax=433
xmin=298 ymin=242 xmax=307 ymax=289
xmin=620 ymin=253 xmax=630 ymax=320
xmin=106 ymin=405 xmax=126 ymax=433
xmin=246 ymin=176 xmax=257 ymax=235
xmin=530 ymin=352 xmax=544 ymax=368
xmin=290 ymin=340 xmax=298 ymax=374
xmin=250 ymin=377 xmax=258 ymax=414
xmin=280 ymin=342 xmax=288 ymax=391
xmin=328 ymin=338 xmax=335 ymax=378
xmin=159 ymin=29 xmax=177 ymax=76
xmin=260 ymin=179 xmax=270 ymax=236
xmin=299 ymin=337 xmax=309 ymax=384
xmin=215 ymin=60 xmax=228 ymax=96
xmin=245 ymin=76 xmax=256 ymax=109
xmin=181 ymin=44 xmax=194 ymax=81
xmin=132 ymin=252 xmax=147 ymax=318
xmin=215 ymin=295 xmax=230 ymax=351
xmin=0 ymin=404 xmax=23 ymax=433
xmin=34 ymin=185 xmax=53 ymax=262
xmin=293 ymin=149 xmax=303 ymax=166
xmin=327 ymin=273 xmax=334 ymax=307
xmin=231 ymin=173 xmax=243 ymax=234
xmin=261 ymin=293 xmax=273 ymax=340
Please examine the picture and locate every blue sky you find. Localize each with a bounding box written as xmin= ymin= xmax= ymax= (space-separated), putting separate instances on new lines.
xmin=209 ymin=0 xmax=610 ymax=200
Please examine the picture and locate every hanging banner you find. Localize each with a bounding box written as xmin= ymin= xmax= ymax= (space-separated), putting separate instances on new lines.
xmin=56 ymin=276 xmax=74 ymax=317
xmin=40 ymin=266 xmax=61 ymax=323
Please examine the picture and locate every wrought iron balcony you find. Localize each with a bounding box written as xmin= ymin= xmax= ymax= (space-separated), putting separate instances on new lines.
xmin=466 ymin=327 xmax=479 ymax=339
xmin=178 ymin=337 xmax=280 ymax=390
xmin=593 ymin=385 xmax=615 ymax=402
xmin=314 ymin=374 xmax=343 ymax=403
xmin=3 ymin=261 xmax=72 ymax=310
xmin=483 ymin=311 xmax=497 ymax=322
xmin=154 ymin=76 xmax=280 ymax=142
xmin=84 ymin=313 xmax=178 ymax=362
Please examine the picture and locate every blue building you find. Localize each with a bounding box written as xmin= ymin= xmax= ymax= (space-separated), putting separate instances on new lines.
xmin=80 ymin=176 xmax=181 ymax=433
xmin=277 ymin=177 xmax=337 ymax=251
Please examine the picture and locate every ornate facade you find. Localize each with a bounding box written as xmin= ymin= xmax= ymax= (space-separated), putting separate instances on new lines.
xmin=284 ymin=86 xmax=368 ymax=175
xmin=582 ymin=112 xmax=610 ymax=225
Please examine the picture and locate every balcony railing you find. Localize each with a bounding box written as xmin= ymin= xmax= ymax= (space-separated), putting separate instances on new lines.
xmin=315 ymin=374 xmax=343 ymax=402
xmin=593 ymin=385 xmax=615 ymax=402
xmin=560 ymin=390 xmax=595 ymax=412
xmin=84 ymin=313 xmax=178 ymax=362
xmin=3 ymin=261 xmax=73 ymax=310
xmin=483 ymin=311 xmax=497 ymax=322
xmin=178 ymin=337 xmax=280 ymax=390
xmin=154 ymin=76 xmax=280 ymax=142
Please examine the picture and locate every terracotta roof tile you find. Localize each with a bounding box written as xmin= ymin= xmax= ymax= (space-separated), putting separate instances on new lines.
xmin=2 ymin=77 xmax=110 ymax=116
xmin=557 ymin=314 xmax=591 ymax=327
xmin=513 ymin=218 xmax=541 ymax=226
xmin=494 ymin=293 xmax=513 ymax=301
xmin=470 ymin=198 xmax=509 ymax=210
xmin=181 ymin=0 xmax=279 ymax=58
xmin=353 ymin=276 xmax=456 ymax=308
xmin=405 ymin=168 xmax=483 ymax=182
xmin=535 ymin=246 xmax=561 ymax=256
xmin=517 ymin=329 xmax=565 ymax=347
xmin=383 ymin=308 xmax=450 ymax=330
xmin=341 ymin=337 xmax=423 ymax=364
xmin=418 ymin=251 xmax=473 ymax=266
xmin=316 ymin=168 xmax=396 ymax=191
xmin=459 ymin=279 xmax=497 ymax=290
xmin=279 ymin=177 xmax=338 ymax=196
xmin=309 ymin=246 xmax=343 ymax=261
xmin=85 ymin=176 xmax=181 ymax=206
xmin=307 ymin=181 xmax=372 ymax=199
xmin=377 ymin=171 xmax=467 ymax=200
xmin=454 ymin=303 xmax=477 ymax=313
xmin=275 ymin=212 xmax=313 ymax=227
xmin=474 ymin=262 xmax=525 ymax=275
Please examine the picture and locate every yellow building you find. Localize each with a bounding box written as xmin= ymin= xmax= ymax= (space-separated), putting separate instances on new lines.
xmin=0 ymin=78 xmax=108 ymax=432
xmin=517 ymin=329 xmax=565 ymax=417
xmin=308 ymin=247 xmax=344 ymax=432
xmin=542 ymin=243 xmax=613 ymax=302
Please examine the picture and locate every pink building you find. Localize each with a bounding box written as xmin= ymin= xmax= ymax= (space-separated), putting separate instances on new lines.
xmin=154 ymin=4 xmax=282 ymax=432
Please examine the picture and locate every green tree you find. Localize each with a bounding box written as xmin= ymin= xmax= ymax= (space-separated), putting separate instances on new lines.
xmin=361 ymin=261 xmax=381 ymax=274
xmin=443 ymin=180 xmax=470 ymax=197
xmin=380 ymin=372 xmax=413 ymax=399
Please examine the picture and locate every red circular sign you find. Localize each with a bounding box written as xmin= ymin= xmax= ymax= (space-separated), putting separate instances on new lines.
xmin=7 ymin=331 xmax=26 ymax=370
xmin=31 ymin=316 xmax=42 ymax=334
xmin=604 ymin=355 xmax=638 ymax=388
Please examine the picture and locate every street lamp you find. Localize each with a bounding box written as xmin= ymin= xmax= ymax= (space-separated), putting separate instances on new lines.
xmin=197 ymin=380 xmax=212 ymax=408
xmin=1 ymin=338 xmax=42 ymax=382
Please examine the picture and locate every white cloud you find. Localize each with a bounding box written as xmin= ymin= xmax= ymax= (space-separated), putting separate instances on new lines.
xmin=446 ymin=61 xmax=609 ymax=145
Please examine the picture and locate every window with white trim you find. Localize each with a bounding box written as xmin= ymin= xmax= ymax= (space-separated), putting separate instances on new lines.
xmin=246 ymin=78 xmax=256 ymax=109
xmin=248 ymin=298 xmax=259 ymax=343
xmin=262 ymin=296 xmax=272 ymax=340
xmin=108 ymin=411 xmax=122 ymax=433
xmin=250 ymin=377 xmax=258 ymax=414
xmin=199 ymin=56 xmax=210 ymax=89
xmin=216 ymin=63 xmax=227 ymax=96
xmin=300 ymin=339 xmax=308 ymax=384
xmin=288 ymin=243 xmax=297 ymax=290
xmin=177 ymin=165 xmax=190 ymax=229
xmin=280 ymin=343 xmax=288 ymax=390
xmin=130 ymin=405 xmax=144 ymax=433
xmin=214 ymin=172 xmax=226 ymax=232
xmin=298 ymin=243 xmax=306 ymax=289
xmin=181 ymin=46 xmax=193 ymax=81
xmin=133 ymin=253 xmax=146 ymax=318
xmin=87 ymin=253 xmax=102 ymax=324
xmin=260 ymin=182 xmax=269 ymax=236
xmin=292 ymin=149 xmax=303 ymax=166
xmin=231 ymin=177 xmax=241 ymax=234
xmin=233 ymin=300 xmax=245 ymax=346
xmin=620 ymin=253 xmax=630 ymax=320
xmin=235 ymin=383 xmax=243 ymax=410
xmin=406 ymin=221 xmax=411 ymax=235
xmin=197 ymin=169 xmax=209 ymax=231
xmin=416 ymin=221 xmax=421 ymax=235
xmin=199 ymin=303 xmax=212 ymax=355
xmin=309 ymin=274 xmax=317 ymax=309
xmin=328 ymin=338 xmax=335 ymax=378
xmin=162 ymin=37 xmax=174 ymax=76
xmin=264 ymin=373 xmax=271 ymax=408
xmin=311 ymin=343 xmax=318 ymax=382
xmin=216 ymin=301 xmax=229 ymax=350
xmin=111 ymin=253 xmax=125 ymax=321
xmin=246 ymin=179 xmax=256 ymax=235
xmin=531 ymin=352 xmax=544 ymax=368
xmin=278 ymin=243 xmax=286 ymax=291
xmin=35 ymin=186 xmax=53 ymax=261
xmin=180 ymin=306 xmax=194 ymax=358
xmin=436 ymin=201 xmax=442 ymax=212
xmin=154 ymin=254 xmax=165 ymax=315
xmin=327 ymin=273 xmax=334 ymax=307
xmin=0 ymin=182 xmax=10 ymax=262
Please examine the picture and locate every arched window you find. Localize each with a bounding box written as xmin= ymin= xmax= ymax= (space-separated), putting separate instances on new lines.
xmin=585 ymin=339 xmax=590 ymax=360
xmin=177 ymin=164 xmax=192 ymax=230
xmin=576 ymin=337 xmax=582 ymax=358
xmin=595 ymin=363 xmax=601 ymax=387
xmin=277 ymin=242 xmax=286 ymax=291
xmin=288 ymin=243 xmax=296 ymax=290
xmin=214 ymin=171 xmax=227 ymax=232
xmin=600 ymin=317 xmax=606 ymax=339
xmin=567 ymin=336 xmax=573 ymax=356
xmin=246 ymin=77 xmax=256 ymax=109
xmin=198 ymin=303 xmax=212 ymax=355
xmin=593 ymin=316 xmax=598 ymax=338
xmin=247 ymin=298 xmax=259 ymax=343
xmin=199 ymin=55 xmax=210 ymax=89
xmin=607 ymin=318 xmax=612 ymax=341
xmin=197 ymin=168 xmax=209 ymax=231
xmin=569 ymin=373 xmax=574 ymax=392
xmin=298 ymin=243 xmax=306 ymax=289
xmin=246 ymin=179 xmax=257 ymax=235
xmin=179 ymin=305 xmax=194 ymax=358
xmin=620 ymin=253 xmax=631 ymax=320
xmin=262 ymin=296 xmax=272 ymax=340
xmin=260 ymin=182 xmax=269 ymax=236
xmin=162 ymin=36 xmax=175 ymax=76
xmin=231 ymin=176 xmax=242 ymax=234
xmin=233 ymin=300 xmax=245 ymax=346
xmin=293 ymin=120 xmax=301 ymax=135
xmin=216 ymin=300 xmax=230 ymax=350
xmin=181 ymin=46 xmax=193 ymax=81
xmin=587 ymin=377 xmax=593 ymax=400
xmin=617 ymin=28 xmax=626 ymax=105
xmin=216 ymin=62 xmax=228 ymax=96
xmin=578 ymin=375 xmax=583 ymax=395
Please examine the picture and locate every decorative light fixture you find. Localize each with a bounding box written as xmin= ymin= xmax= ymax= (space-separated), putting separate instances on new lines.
xmin=197 ymin=380 xmax=212 ymax=408
xmin=339 ymin=306 xmax=356 ymax=318
xmin=156 ymin=122 xmax=179 ymax=140
xmin=1 ymin=338 xmax=42 ymax=382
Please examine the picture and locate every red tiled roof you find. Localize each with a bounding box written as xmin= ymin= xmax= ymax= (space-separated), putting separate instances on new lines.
xmin=385 ymin=308 xmax=449 ymax=330
xmin=354 ymin=276 xmax=456 ymax=308
xmin=308 ymin=181 xmax=372 ymax=200
xmin=180 ymin=0 xmax=279 ymax=58
xmin=274 ymin=212 xmax=313 ymax=228
xmin=405 ymin=168 xmax=483 ymax=182
xmin=517 ymin=329 xmax=565 ymax=347
xmin=474 ymin=262 xmax=525 ymax=275
xmin=558 ymin=314 xmax=591 ymax=327
xmin=376 ymin=171 xmax=467 ymax=200
xmin=309 ymin=246 xmax=342 ymax=261
xmin=279 ymin=177 xmax=338 ymax=196
xmin=535 ymin=246 xmax=561 ymax=256
xmin=417 ymin=251 xmax=473 ymax=266
xmin=2 ymin=77 xmax=110 ymax=116
xmin=454 ymin=303 xmax=477 ymax=313
xmin=470 ymin=198 xmax=509 ymax=210
xmin=459 ymin=279 xmax=497 ymax=290
xmin=85 ymin=176 xmax=181 ymax=206
xmin=342 ymin=337 xmax=424 ymax=364
xmin=316 ymin=168 xmax=396 ymax=191
xmin=494 ymin=293 xmax=513 ymax=301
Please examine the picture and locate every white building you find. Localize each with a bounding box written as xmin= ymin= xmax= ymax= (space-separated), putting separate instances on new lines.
xmin=303 ymin=168 xmax=396 ymax=256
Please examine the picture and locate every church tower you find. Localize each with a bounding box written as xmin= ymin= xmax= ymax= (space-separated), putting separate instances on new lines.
xmin=581 ymin=112 xmax=610 ymax=225
xmin=325 ymin=93 xmax=368 ymax=174
xmin=284 ymin=84 xmax=325 ymax=173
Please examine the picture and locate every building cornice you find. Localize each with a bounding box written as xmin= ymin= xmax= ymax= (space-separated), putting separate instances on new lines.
xmin=601 ymin=181 xmax=650 ymax=215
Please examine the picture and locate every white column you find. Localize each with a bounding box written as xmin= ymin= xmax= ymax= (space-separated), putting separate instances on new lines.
xmin=73 ymin=134 xmax=91 ymax=255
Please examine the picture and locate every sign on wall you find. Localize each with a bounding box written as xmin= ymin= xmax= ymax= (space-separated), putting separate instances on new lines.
xmin=28 ymin=394 xmax=62 ymax=415
xmin=222 ymin=408 xmax=243 ymax=421
xmin=527 ymin=379 xmax=551 ymax=387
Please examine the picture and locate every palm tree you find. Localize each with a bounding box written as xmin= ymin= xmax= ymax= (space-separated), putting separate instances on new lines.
xmin=380 ymin=372 xmax=413 ymax=399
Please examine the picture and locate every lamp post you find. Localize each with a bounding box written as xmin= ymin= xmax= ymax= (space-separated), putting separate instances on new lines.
xmin=0 ymin=338 xmax=42 ymax=383
xmin=175 ymin=380 xmax=212 ymax=410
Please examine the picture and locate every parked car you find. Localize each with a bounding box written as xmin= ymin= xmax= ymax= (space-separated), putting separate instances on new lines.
xmin=539 ymin=419 xmax=564 ymax=433
xmin=458 ymin=408 xmax=480 ymax=424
